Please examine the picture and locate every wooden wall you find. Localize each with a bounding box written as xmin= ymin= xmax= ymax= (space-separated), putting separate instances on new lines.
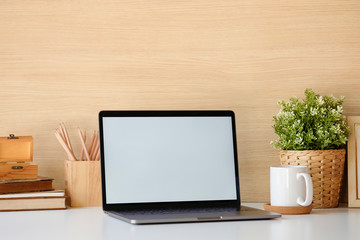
xmin=1 ymin=0 xmax=359 ymax=202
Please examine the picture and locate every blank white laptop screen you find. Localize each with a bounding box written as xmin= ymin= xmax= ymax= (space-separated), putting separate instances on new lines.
xmin=102 ymin=116 xmax=237 ymax=204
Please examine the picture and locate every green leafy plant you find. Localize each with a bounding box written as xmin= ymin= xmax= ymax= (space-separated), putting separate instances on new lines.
xmin=271 ymin=89 xmax=350 ymax=150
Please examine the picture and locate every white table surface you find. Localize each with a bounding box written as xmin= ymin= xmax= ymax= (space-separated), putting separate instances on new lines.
xmin=1 ymin=203 xmax=359 ymax=240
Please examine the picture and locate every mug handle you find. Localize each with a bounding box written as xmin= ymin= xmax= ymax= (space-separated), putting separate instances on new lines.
xmin=296 ymin=173 xmax=313 ymax=206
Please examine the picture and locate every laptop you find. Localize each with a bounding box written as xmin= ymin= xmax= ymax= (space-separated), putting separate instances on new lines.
xmin=98 ymin=110 xmax=281 ymax=224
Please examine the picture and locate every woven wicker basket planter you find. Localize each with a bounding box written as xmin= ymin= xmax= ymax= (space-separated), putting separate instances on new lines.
xmin=279 ymin=149 xmax=346 ymax=208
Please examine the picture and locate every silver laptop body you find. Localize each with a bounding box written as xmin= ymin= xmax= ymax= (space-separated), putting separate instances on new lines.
xmin=98 ymin=110 xmax=280 ymax=224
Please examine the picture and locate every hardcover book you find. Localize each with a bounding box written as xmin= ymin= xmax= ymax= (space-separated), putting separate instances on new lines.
xmin=0 ymin=177 xmax=54 ymax=194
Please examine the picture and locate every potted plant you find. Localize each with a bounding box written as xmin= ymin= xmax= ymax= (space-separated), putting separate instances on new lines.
xmin=271 ymin=89 xmax=350 ymax=208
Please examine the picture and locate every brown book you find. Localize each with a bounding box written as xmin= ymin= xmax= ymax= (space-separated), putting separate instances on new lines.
xmin=0 ymin=196 xmax=66 ymax=211
xmin=0 ymin=176 xmax=53 ymax=194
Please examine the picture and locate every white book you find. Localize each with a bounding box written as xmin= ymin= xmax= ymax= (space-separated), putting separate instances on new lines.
xmin=0 ymin=190 xmax=65 ymax=199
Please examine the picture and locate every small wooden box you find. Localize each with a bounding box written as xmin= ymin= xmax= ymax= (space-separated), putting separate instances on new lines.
xmin=0 ymin=135 xmax=37 ymax=179
xmin=64 ymin=160 xmax=101 ymax=207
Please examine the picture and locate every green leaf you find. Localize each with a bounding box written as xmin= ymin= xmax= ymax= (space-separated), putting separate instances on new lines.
xmin=271 ymin=89 xmax=350 ymax=150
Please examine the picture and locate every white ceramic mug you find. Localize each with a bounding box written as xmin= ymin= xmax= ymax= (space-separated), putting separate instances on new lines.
xmin=270 ymin=166 xmax=313 ymax=207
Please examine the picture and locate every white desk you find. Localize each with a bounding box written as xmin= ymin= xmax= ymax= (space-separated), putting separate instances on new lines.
xmin=1 ymin=203 xmax=359 ymax=240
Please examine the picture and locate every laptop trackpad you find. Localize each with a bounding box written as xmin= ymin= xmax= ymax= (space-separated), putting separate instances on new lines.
xmin=197 ymin=216 xmax=223 ymax=220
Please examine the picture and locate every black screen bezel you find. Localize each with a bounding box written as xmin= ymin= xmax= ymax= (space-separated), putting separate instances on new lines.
xmin=98 ymin=110 xmax=241 ymax=211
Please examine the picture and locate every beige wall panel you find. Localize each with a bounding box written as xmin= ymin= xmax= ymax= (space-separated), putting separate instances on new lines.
xmin=1 ymin=0 xmax=360 ymax=202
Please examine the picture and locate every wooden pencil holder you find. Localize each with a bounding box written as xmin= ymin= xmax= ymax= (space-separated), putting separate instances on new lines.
xmin=64 ymin=160 xmax=102 ymax=207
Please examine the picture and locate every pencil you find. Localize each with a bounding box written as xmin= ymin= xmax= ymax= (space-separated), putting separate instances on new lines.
xmin=88 ymin=133 xmax=95 ymax=156
xmin=87 ymin=132 xmax=96 ymax=160
xmin=95 ymin=146 xmax=100 ymax=161
xmin=91 ymin=136 xmax=99 ymax=161
xmin=55 ymin=131 xmax=77 ymax=161
xmin=78 ymin=128 xmax=91 ymax=161
xmin=55 ymin=128 xmax=74 ymax=160
xmin=58 ymin=127 xmax=66 ymax=141
xmin=61 ymin=123 xmax=73 ymax=152
xmin=90 ymin=133 xmax=99 ymax=160
xmin=80 ymin=132 xmax=86 ymax=161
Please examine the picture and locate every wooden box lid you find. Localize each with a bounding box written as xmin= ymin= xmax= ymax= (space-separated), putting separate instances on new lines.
xmin=0 ymin=135 xmax=33 ymax=163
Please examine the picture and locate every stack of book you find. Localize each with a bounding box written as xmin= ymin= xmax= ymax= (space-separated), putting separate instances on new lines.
xmin=0 ymin=135 xmax=66 ymax=211
xmin=0 ymin=177 xmax=66 ymax=211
